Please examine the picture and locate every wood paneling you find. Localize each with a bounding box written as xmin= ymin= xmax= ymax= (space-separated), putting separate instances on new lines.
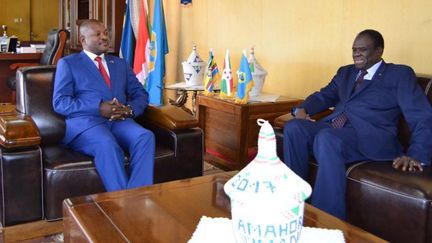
xmin=0 ymin=0 xmax=30 ymax=40
xmin=63 ymin=0 xmax=125 ymax=53
xmin=0 ymin=0 xmax=58 ymax=42
xmin=30 ymin=0 xmax=59 ymax=41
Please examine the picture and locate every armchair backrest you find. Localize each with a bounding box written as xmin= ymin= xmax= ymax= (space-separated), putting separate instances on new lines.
xmin=39 ymin=29 xmax=69 ymax=66
xmin=15 ymin=65 xmax=65 ymax=146
xmin=397 ymin=75 xmax=432 ymax=150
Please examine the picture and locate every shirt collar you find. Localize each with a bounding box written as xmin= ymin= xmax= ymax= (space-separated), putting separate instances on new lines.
xmin=363 ymin=60 xmax=383 ymax=80
xmin=83 ymin=50 xmax=106 ymax=62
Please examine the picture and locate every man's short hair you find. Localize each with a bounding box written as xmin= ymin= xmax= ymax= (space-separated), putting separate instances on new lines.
xmin=79 ymin=19 xmax=102 ymax=36
xmin=358 ymin=29 xmax=384 ymax=49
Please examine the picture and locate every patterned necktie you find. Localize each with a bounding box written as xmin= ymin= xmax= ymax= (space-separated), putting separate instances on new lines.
xmin=351 ymin=70 xmax=368 ymax=95
xmin=331 ymin=70 xmax=368 ymax=128
xmin=95 ymin=56 xmax=111 ymax=88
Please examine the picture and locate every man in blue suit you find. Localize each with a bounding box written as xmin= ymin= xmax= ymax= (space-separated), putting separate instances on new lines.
xmin=283 ymin=29 xmax=432 ymax=219
xmin=53 ymin=19 xmax=155 ymax=192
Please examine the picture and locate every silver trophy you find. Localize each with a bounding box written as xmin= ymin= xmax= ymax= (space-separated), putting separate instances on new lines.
xmin=0 ymin=25 xmax=8 ymax=53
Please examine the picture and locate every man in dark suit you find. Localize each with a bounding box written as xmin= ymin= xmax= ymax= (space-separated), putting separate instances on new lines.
xmin=53 ymin=19 xmax=154 ymax=191
xmin=283 ymin=29 xmax=432 ymax=219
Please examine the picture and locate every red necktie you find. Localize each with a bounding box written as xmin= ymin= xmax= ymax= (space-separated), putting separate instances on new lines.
xmin=95 ymin=56 xmax=111 ymax=88
xmin=331 ymin=70 xmax=368 ymax=128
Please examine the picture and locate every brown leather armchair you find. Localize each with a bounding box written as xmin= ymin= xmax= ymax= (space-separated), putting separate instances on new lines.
xmin=6 ymin=29 xmax=69 ymax=103
xmin=273 ymin=75 xmax=432 ymax=243
xmin=0 ymin=65 xmax=203 ymax=226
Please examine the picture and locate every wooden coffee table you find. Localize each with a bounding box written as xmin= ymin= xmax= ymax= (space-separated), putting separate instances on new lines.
xmin=63 ymin=172 xmax=385 ymax=242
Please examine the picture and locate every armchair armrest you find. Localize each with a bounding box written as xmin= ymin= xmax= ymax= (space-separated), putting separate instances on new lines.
xmin=135 ymin=105 xmax=203 ymax=182
xmin=9 ymin=62 xmax=41 ymax=71
xmin=274 ymin=113 xmax=294 ymax=128
xmin=140 ymin=105 xmax=198 ymax=130
xmin=274 ymin=109 xmax=334 ymax=128
xmin=0 ymin=113 xmax=41 ymax=149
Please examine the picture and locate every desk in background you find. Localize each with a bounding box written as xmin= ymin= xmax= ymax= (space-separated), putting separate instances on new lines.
xmin=0 ymin=53 xmax=42 ymax=103
xmin=197 ymin=95 xmax=302 ymax=170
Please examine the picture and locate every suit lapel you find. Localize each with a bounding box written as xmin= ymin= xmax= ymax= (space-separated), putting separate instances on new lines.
xmin=347 ymin=69 xmax=358 ymax=99
xmin=105 ymin=55 xmax=118 ymax=91
xmin=350 ymin=61 xmax=386 ymax=98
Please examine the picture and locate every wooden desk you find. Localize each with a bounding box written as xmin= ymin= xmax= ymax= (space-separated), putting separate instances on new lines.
xmin=63 ymin=172 xmax=385 ymax=242
xmin=197 ymin=95 xmax=302 ymax=170
xmin=0 ymin=53 xmax=42 ymax=103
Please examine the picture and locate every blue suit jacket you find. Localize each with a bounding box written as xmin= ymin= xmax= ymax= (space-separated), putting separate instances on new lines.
xmin=300 ymin=61 xmax=432 ymax=165
xmin=53 ymin=51 xmax=149 ymax=144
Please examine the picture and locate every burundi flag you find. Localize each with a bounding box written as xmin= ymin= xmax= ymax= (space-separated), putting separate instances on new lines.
xmin=147 ymin=0 xmax=169 ymax=106
xmin=220 ymin=49 xmax=234 ymax=99
xmin=133 ymin=0 xmax=151 ymax=86
xmin=119 ymin=0 xmax=135 ymax=66
xmin=203 ymin=50 xmax=219 ymax=96
xmin=235 ymin=50 xmax=254 ymax=104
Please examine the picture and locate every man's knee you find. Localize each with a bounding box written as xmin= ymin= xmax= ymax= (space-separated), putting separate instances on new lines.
xmin=313 ymin=129 xmax=343 ymax=155
xmin=135 ymin=129 xmax=155 ymax=148
xmin=96 ymin=139 xmax=123 ymax=154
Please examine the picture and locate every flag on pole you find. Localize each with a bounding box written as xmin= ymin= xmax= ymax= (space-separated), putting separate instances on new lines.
xmin=147 ymin=0 xmax=169 ymax=106
xmin=220 ymin=49 xmax=233 ymax=99
xmin=203 ymin=49 xmax=219 ymax=96
xmin=119 ymin=0 xmax=135 ymax=66
xmin=133 ymin=0 xmax=151 ymax=86
xmin=235 ymin=50 xmax=254 ymax=104
xmin=129 ymin=0 xmax=141 ymax=38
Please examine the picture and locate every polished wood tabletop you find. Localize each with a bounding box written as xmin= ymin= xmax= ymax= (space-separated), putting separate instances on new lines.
xmin=63 ymin=172 xmax=386 ymax=242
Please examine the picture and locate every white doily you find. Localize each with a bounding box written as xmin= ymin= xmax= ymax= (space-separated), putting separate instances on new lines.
xmin=188 ymin=216 xmax=345 ymax=243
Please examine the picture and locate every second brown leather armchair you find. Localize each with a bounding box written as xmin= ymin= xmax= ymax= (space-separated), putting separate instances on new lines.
xmin=273 ymin=75 xmax=432 ymax=243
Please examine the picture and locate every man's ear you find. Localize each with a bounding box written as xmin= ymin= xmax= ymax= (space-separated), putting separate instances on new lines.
xmin=377 ymin=47 xmax=384 ymax=56
xmin=79 ymin=35 xmax=85 ymax=45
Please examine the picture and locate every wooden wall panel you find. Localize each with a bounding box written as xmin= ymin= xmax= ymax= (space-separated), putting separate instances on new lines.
xmin=30 ymin=0 xmax=59 ymax=41
xmin=0 ymin=0 xmax=30 ymax=40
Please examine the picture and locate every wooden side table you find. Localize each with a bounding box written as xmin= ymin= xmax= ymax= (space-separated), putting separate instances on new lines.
xmin=165 ymin=82 xmax=219 ymax=116
xmin=197 ymin=95 xmax=302 ymax=170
